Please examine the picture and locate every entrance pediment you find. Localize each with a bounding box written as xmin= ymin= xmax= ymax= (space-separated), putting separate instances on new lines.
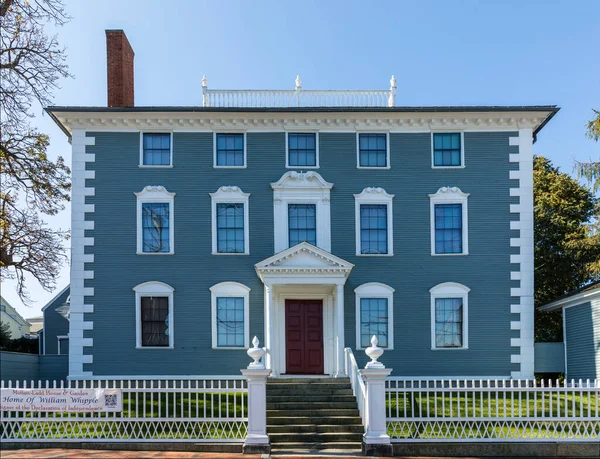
xmin=255 ymin=242 xmax=354 ymax=283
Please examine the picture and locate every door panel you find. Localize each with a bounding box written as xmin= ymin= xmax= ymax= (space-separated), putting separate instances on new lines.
xmin=285 ymin=300 xmax=324 ymax=374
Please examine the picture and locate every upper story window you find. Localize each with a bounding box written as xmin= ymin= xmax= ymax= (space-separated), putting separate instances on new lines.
xmin=430 ymin=282 xmax=470 ymax=350
xmin=271 ymin=171 xmax=333 ymax=253
xmin=432 ymin=133 xmax=464 ymax=168
xmin=429 ymin=187 xmax=469 ymax=256
xmin=135 ymin=186 xmax=175 ymax=255
xmin=141 ymin=133 xmax=172 ymax=167
xmin=354 ymin=283 xmax=395 ymax=350
xmin=288 ymin=204 xmax=316 ymax=246
xmin=354 ymin=187 xmax=394 ymax=256
xmin=357 ymin=133 xmax=389 ymax=168
xmin=210 ymin=282 xmax=251 ymax=349
xmin=215 ymin=133 xmax=246 ymax=167
xmin=210 ymin=186 xmax=250 ymax=255
xmin=133 ymin=281 xmax=175 ymax=349
xmin=287 ymin=133 xmax=318 ymax=168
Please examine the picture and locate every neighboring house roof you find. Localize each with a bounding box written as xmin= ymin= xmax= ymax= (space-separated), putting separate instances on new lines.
xmin=538 ymin=280 xmax=600 ymax=311
xmin=0 ymin=295 xmax=31 ymax=327
xmin=41 ymin=284 xmax=70 ymax=312
xmin=26 ymin=316 xmax=44 ymax=334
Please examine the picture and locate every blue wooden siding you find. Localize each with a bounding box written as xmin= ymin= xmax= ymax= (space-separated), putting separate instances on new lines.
xmin=42 ymin=287 xmax=70 ymax=355
xmin=565 ymin=301 xmax=599 ymax=380
xmin=83 ymin=130 xmax=519 ymax=377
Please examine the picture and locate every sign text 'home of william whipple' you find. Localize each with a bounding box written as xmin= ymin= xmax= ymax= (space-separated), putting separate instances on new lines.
xmin=1 ymin=388 xmax=122 ymax=412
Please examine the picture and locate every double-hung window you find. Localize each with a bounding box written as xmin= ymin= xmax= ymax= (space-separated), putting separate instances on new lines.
xmin=215 ymin=133 xmax=245 ymax=167
xmin=134 ymin=281 xmax=175 ymax=349
xmin=135 ymin=186 xmax=175 ymax=255
xmin=355 ymin=283 xmax=395 ymax=349
xmin=432 ymin=133 xmax=463 ymax=167
xmin=288 ymin=204 xmax=316 ymax=246
xmin=357 ymin=133 xmax=389 ymax=168
xmin=141 ymin=133 xmax=172 ymax=166
xmin=430 ymin=282 xmax=469 ymax=350
xmin=354 ymin=187 xmax=394 ymax=256
xmin=210 ymin=186 xmax=250 ymax=255
xmin=287 ymin=133 xmax=317 ymax=167
xmin=429 ymin=187 xmax=469 ymax=255
xmin=210 ymin=282 xmax=250 ymax=349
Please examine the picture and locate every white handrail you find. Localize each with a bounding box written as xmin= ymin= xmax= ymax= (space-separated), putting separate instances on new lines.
xmin=344 ymin=347 xmax=366 ymax=428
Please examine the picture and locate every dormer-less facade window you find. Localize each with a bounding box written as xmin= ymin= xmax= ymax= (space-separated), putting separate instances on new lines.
xmin=354 ymin=188 xmax=394 ymax=256
xmin=141 ymin=133 xmax=172 ymax=166
xmin=357 ymin=133 xmax=389 ymax=168
xmin=429 ymin=187 xmax=469 ymax=256
xmin=210 ymin=186 xmax=250 ymax=255
xmin=215 ymin=133 xmax=246 ymax=167
xmin=287 ymin=133 xmax=318 ymax=168
xmin=432 ymin=133 xmax=464 ymax=168
xmin=135 ymin=186 xmax=175 ymax=255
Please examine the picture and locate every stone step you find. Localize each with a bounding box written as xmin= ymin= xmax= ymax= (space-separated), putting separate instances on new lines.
xmin=267 ymin=408 xmax=360 ymax=417
xmin=267 ymin=387 xmax=354 ymax=396
xmin=270 ymin=442 xmax=362 ymax=451
xmin=266 ymin=395 xmax=357 ymax=403
xmin=270 ymin=432 xmax=363 ymax=443
xmin=268 ymin=377 xmax=350 ymax=384
xmin=268 ymin=424 xmax=364 ymax=433
xmin=267 ymin=401 xmax=357 ymax=410
xmin=267 ymin=415 xmax=362 ymax=425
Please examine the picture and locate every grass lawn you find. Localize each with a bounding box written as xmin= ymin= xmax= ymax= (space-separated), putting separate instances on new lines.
xmin=386 ymin=390 xmax=599 ymax=439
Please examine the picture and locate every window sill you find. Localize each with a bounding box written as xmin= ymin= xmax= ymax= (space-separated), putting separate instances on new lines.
xmin=431 ymin=252 xmax=469 ymax=257
xmin=356 ymin=347 xmax=394 ymax=351
xmin=356 ymin=166 xmax=391 ymax=170
xmin=211 ymin=252 xmax=250 ymax=256
xmin=213 ymin=165 xmax=247 ymax=169
xmin=212 ymin=346 xmax=248 ymax=350
xmin=137 ymin=252 xmax=175 ymax=255
xmin=355 ymin=253 xmax=394 ymax=257
xmin=431 ymin=165 xmax=465 ymax=169
xmin=431 ymin=346 xmax=468 ymax=351
xmin=136 ymin=346 xmax=175 ymax=350
xmin=286 ymin=165 xmax=319 ymax=169
xmin=139 ymin=165 xmax=173 ymax=168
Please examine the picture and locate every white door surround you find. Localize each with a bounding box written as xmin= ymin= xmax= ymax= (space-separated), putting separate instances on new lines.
xmin=255 ymin=242 xmax=354 ymax=377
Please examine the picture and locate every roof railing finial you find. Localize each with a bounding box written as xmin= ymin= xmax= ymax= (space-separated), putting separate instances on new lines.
xmin=295 ymin=75 xmax=302 ymax=90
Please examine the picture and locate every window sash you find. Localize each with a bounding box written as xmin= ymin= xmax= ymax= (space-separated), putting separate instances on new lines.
xmin=216 ymin=134 xmax=244 ymax=166
xmin=288 ymin=133 xmax=317 ymax=166
xmin=433 ymin=133 xmax=461 ymax=166
xmin=288 ymin=204 xmax=317 ymax=246
xmin=141 ymin=296 xmax=169 ymax=347
xmin=434 ymin=204 xmax=462 ymax=254
xmin=359 ymin=133 xmax=387 ymax=167
xmin=142 ymin=203 xmax=170 ymax=253
xmin=434 ymin=297 xmax=463 ymax=348
xmin=360 ymin=204 xmax=388 ymax=254
xmin=216 ymin=297 xmax=245 ymax=347
xmin=216 ymin=203 xmax=245 ymax=253
xmin=360 ymin=298 xmax=388 ymax=348
xmin=143 ymin=133 xmax=171 ymax=165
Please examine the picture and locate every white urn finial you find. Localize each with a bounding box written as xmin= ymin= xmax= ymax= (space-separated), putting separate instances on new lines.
xmin=201 ymin=75 xmax=208 ymax=88
xmin=247 ymin=336 xmax=266 ymax=369
xmin=295 ymin=75 xmax=302 ymax=90
xmin=390 ymin=75 xmax=396 ymax=89
xmin=365 ymin=335 xmax=385 ymax=369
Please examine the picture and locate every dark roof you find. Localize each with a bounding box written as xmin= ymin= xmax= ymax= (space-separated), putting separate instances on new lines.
xmin=45 ymin=105 xmax=559 ymax=142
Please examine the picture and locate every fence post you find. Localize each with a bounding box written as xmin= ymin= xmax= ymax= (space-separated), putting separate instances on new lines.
xmin=240 ymin=337 xmax=271 ymax=454
xmin=359 ymin=336 xmax=393 ymax=457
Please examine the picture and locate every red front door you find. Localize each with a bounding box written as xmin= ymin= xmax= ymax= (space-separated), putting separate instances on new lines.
xmin=285 ymin=300 xmax=324 ymax=374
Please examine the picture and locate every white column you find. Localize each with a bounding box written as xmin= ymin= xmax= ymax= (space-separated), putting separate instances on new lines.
xmin=264 ymin=284 xmax=274 ymax=371
xmin=240 ymin=368 xmax=271 ymax=452
xmin=336 ymin=284 xmax=346 ymax=377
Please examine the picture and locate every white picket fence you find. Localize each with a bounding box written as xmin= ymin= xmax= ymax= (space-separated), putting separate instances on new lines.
xmin=1 ymin=378 xmax=248 ymax=442
xmin=386 ymin=378 xmax=600 ymax=442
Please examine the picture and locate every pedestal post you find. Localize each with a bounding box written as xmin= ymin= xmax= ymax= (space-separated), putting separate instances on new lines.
xmin=336 ymin=284 xmax=346 ymax=377
xmin=264 ymin=284 xmax=273 ymax=371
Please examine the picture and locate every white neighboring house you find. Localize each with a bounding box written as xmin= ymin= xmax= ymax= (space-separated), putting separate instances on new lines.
xmin=0 ymin=296 xmax=31 ymax=339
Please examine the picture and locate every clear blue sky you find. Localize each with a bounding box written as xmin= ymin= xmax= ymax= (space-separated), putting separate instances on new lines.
xmin=2 ymin=0 xmax=598 ymax=320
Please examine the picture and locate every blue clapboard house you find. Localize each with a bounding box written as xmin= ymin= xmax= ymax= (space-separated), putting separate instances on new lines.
xmin=46 ymin=30 xmax=558 ymax=381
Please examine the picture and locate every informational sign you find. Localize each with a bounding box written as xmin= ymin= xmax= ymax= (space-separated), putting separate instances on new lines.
xmin=1 ymin=388 xmax=122 ymax=412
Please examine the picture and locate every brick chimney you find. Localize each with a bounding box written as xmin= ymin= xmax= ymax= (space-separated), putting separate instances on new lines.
xmin=106 ymin=30 xmax=134 ymax=107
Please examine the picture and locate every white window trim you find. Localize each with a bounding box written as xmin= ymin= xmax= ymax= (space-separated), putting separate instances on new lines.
xmin=354 ymin=187 xmax=394 ymax=256
xmin=57 ymin=335 xmax=69 ymax=355
xmin=272 ymin=171 xmax=333 ymax=253
xmin=430 ymin=282 xmax=470 ymax=350
xmin=285 ymin=131 xmax=320 ymax=169
xmin=355 ymin=282 xmax=395 ymax=350
xmin=356 ymin=132 xmax=391 ymax=169
xmin=133 ymin=281 xmax=175 ymax=350
xmin=139 ymin=132 xmax=173 ymax=168
xmin=210 ymin=186 xmax=250 ymax=255
xmin=429 ymin=186 xmax=469 ymax=256
xmin=213 ymin=132 xmax=247 ymax=168
xmin=431 ymin=131 xmax=465 ymax=169
xmin=135 ymin=186 xmax=176 ymax=255
xmin=209 ymin=281 xmax=251 ymax=349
